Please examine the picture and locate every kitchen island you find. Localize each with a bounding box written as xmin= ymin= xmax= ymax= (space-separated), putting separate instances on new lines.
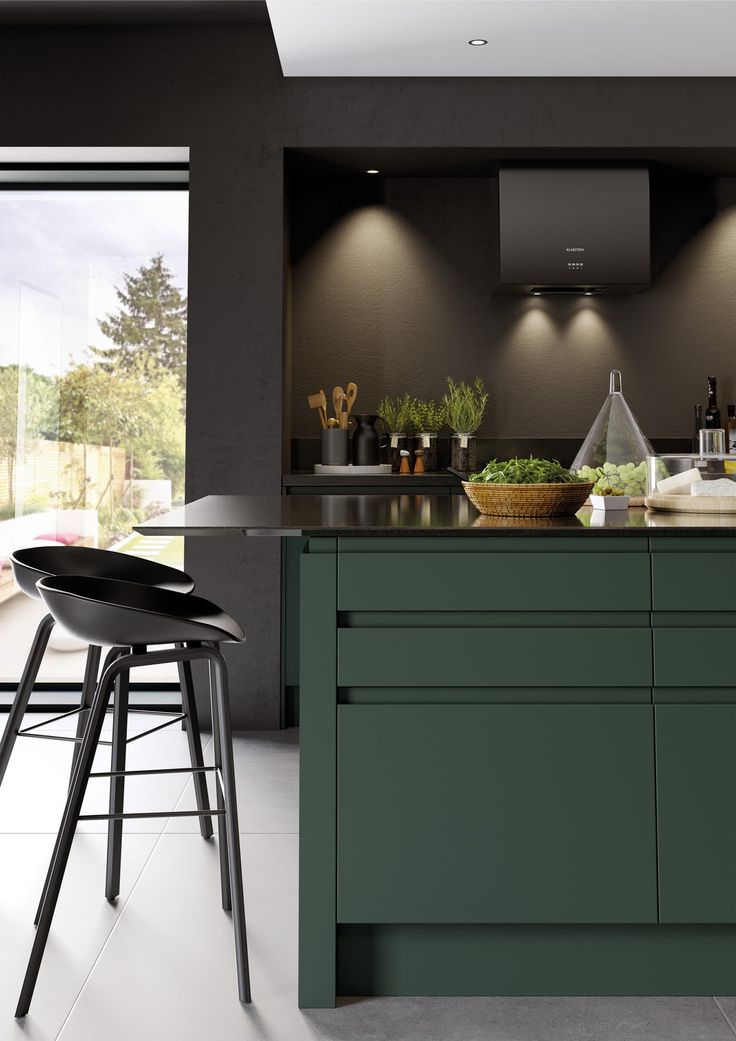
xmin=137 ymin=495 xmax=736 ymax=1006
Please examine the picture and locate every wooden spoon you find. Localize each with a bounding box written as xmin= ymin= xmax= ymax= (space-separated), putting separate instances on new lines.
xmin=345 ymin=382 xmax=358 ymax=428
xmin=333 ymin=386 xmax=346 ymax=427
xmin=307 ymin=389 xmax=328 ymax=429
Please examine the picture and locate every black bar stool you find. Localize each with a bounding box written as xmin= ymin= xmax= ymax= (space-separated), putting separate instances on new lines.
xmin=15 ymin=575 xmax=250 ymax=1017
xmin=0 ymin=546 xmax=214 ymax=882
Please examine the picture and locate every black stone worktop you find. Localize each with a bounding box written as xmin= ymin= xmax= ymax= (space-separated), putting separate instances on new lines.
xmin=135 ymin=494 xmax=736 ymax=537
xmin=283 ymin=472 xmax=458 ymax=489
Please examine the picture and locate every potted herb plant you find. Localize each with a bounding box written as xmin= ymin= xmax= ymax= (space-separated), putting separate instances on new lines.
xmin=409 ymin=398 xmax=446 ymax=472
xmin=377 ymin=394 xmax=414 ymax=472
xmin=442 ymin=376 xmax=488 ymax=472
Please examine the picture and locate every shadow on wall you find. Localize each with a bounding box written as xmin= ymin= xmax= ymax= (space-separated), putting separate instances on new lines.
xmin=289 ymin=171 xmax=736 ymax=441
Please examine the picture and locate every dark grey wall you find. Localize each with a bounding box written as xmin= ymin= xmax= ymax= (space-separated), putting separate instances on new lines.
xmin=290 ymin=174 xmax=736 ymax=440
xmin=3 ymin=22 xmax=736 ymax=723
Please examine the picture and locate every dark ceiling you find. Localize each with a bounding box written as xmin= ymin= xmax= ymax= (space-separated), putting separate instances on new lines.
xmin=0 ymin=0 xmax=268 ymax=24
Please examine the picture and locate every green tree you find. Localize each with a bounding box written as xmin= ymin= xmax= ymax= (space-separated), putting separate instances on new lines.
xmin=0 ymin=365 xmax=58 ymax=498
xmin=58 ymin=363 xmax=186 ymax=506
xmin=90 ymin=253 xmax=187 ymax=392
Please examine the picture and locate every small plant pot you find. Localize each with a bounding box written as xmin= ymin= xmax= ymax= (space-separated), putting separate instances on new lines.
xmin=451 ymin=433 xmax=477 ymax=474
xmin=414 ymin=433 xmax=438 ymax=472
xmin=385 ymin=433 xmax=409 ymax=473
xmin=590 ymin=494 xmax=631 ymax=511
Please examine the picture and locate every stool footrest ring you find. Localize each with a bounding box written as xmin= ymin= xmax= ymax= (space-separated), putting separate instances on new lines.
xmin=90 ymin=765 xmax=216 ymax=779
xmin=79 ymin=809 xmax=224 ymax=821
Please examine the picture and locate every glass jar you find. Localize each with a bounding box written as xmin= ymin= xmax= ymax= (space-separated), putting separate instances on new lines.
xmin=451 ymin=433 xmax=477 ymax=474
xmin=385 ymin=432 xmax=409 ymax=473
xmin=414 ymin=432 xmax=438 ymax=472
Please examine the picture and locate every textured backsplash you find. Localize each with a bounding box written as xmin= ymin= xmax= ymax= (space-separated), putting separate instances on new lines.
xmin=289 ymin=174 xmax=736 ymax=442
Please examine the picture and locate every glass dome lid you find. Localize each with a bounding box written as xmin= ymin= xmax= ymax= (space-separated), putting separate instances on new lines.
xmin=572 ymin=369 xmax=654 ymax=497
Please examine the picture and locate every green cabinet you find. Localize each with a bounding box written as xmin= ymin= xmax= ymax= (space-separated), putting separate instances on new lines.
xmin=654 ymin=629 xmax=736 ymax=687
xmin=338 ymin=628 xmax=652 ymax=687
xmin=651 ymin=552 xmax=736 ymax=611
xmin=338 ymin=552 xmax=650 ymax=612
xmin=656 ymin=705 xmax=736 ymax=923
xmin=337 ymin=704 xmax=657 ymax=924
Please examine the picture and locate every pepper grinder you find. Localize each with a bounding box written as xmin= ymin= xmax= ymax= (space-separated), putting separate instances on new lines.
xmin=399 ymin=449 xmax=411 ymax=475
xmin=413 ymin=448 xmax=425 ymax=475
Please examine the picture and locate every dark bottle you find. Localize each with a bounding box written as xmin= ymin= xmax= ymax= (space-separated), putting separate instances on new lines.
xmin=726 ymin=405 xmax=736 ymax=454
xmin=705 ymin=376 xmax=721 ymax=429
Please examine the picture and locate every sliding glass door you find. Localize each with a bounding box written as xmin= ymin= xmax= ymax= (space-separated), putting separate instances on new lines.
xmin=0 ymin=186 xmax=189 ymax=686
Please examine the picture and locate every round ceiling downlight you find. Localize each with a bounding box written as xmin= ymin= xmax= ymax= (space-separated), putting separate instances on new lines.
xmin=468 ymin=39 xmax=488 ymax=46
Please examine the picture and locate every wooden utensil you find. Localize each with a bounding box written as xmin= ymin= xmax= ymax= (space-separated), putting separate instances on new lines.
xmin=307 ymin=390 xmax=328 ymax=429
xmin=333 ymin=386 xmax=346 ymax=427
xmin=344 ymin=382 xmax=358 ymax=429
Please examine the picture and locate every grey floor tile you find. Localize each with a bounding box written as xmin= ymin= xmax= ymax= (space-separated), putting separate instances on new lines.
xmin=715 ymin=998 xmax=736 ymax=1035
xmin=307 ymin=996 xmax=736 ymax=1041
xmin=56 ymin=833 xmax=302 ymax=1041
xmin=0 ymin=832 xmax=157 ymax=1041
xmin=164 ymin=729 xmax=298 ymax=835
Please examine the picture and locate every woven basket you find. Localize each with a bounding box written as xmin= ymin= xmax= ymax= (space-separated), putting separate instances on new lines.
xmin=462 ymin=480 xmax=594 ymax=518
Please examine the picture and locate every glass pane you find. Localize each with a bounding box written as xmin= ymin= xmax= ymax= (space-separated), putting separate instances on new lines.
xmin=0 ymin=189 xmax=188 ymax=685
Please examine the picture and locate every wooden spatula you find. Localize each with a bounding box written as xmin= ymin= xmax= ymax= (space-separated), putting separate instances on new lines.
xmin=307 ymin=389 xmax=328 ymax=429
xmin=333 ymin=386 xmax=346 ymax=427
xmin=345 ymin=382 xmax=358 ymax=428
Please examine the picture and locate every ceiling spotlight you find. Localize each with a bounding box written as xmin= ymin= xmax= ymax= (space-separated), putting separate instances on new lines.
xmin=366 ymin=169 xmax=380 ymax=174
xmin=468 ymin=38 xmax=488 ymax=46
xmin=584 ymin=291 xmax=594 ymax=296
xmin=531 ymin=291 xmax=542 ymax=297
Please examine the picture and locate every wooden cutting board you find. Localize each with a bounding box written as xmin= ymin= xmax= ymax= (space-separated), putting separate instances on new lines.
xmin=646 ymin=494 xmax=736 ymax=514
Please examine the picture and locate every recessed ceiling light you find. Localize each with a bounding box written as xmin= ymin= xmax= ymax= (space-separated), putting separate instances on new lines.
xmin=468 ymin=39 xmax=488 ymax=46
xmin=366 ymin=169 xmax=380 ymax=174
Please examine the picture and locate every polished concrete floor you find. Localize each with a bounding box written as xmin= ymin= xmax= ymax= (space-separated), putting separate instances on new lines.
xmin=0 ymin=710 xmax=735 ymax=1041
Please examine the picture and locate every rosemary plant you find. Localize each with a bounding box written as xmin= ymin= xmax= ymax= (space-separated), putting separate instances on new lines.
xmin=443 ymin=377 xmax=488 ymax=434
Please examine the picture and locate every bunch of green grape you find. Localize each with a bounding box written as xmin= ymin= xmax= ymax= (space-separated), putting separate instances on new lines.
xmin=577 ymin=460 xmax=648 ymax=496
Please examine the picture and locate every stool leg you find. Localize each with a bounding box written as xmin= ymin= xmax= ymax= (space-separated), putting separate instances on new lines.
xmin=0 ymin=613 xmax=55 ymax=788
xmin=213 ymin=652 xmax=251 ymax=1004
xmin=210 ymin=660 xmax=231 ymax=911
xmin=34 ymin=646 xmax=124 ymax=927
xmin=177 ymin=648 xmax=213 ymax=840
xmin=16 ymin=665 xmax=118 ymax=1018
xmin=105 ymin=667 xmax=129 ymax=902
xmin=70 ymin=644 xmax=102 ymax=791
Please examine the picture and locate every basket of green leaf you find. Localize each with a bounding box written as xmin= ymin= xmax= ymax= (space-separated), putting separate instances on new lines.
xmin=462 ymin=457 xmax=593 ymax=517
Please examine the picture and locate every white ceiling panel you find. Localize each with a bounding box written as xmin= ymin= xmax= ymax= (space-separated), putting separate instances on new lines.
xmin=267 ymin=0 xmax=736 ymax=77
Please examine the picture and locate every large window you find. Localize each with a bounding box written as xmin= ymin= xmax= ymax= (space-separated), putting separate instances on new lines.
xmin=0 ymin=184 xmax=189 ymax=688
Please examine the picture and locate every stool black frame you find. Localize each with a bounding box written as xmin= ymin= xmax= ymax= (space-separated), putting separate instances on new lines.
xmin=0 ymin=613 xmax=214 ymax=911
xmin=15 ymin=641 xmax=250 ymax=1018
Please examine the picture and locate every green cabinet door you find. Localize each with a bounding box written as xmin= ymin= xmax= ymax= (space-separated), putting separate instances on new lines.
xmin=657 ymin=705 xmax=736 ymax=923
xmin=337 ymin=704 xmax=657 ymax=924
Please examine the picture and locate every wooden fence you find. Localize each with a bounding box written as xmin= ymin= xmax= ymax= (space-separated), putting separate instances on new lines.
xmin=0 ymin=440 xmax=126 ymax=510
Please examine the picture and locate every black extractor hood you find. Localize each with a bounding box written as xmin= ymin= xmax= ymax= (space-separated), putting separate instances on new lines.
xmin=498 ymin=165 xmax=650 ymax=295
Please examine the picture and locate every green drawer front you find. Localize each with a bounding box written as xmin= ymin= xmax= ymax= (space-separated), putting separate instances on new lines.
xmin=657 ymin=706 xmax=736 ymax=922
xmin=338 ymin=552 xmax=650 ymax=612
xmin=337 ymin=704 xmax=657 ymax=923
xmin=654 ymin=629 xmax=736 ymax=687
xmin=338 ymin=628 xmax=652 ymax=687
xmin=652 ymin=553 xmax=736 ymax=612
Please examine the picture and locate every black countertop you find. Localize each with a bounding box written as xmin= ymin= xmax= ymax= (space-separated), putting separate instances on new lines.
xmin=134 ymin=495 xmax=736 ymax=537
xmin=283 ymin=472 xmax=458 ymax=489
